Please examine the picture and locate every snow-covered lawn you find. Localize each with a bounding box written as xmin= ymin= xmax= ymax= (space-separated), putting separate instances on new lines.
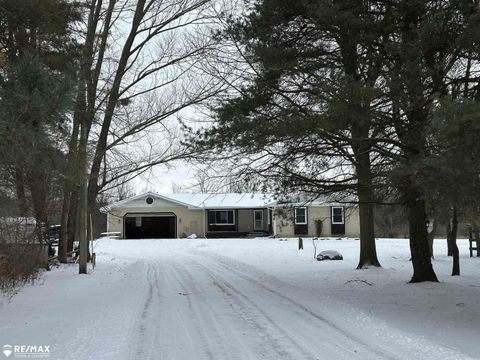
xmin=1 ymin=237 xmax=479 ymax=360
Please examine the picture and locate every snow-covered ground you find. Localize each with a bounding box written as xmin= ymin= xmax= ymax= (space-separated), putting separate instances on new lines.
xmin=1 ymin=237 xmax=479 ymax=360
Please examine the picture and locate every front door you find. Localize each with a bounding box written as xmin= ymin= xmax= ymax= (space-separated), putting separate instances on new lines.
xmin=254 ymin=210 xmax=264 ymax=231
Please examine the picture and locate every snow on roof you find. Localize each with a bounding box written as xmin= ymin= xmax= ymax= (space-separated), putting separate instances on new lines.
xmin=107 ymin=192 xmax=276 ymax=210
xmin=165 ymin=193 xmax=274 ymax=209
xmin=106 ymin=191 xmax=349 ymax=211
xmin=274 ymin=194 xmax=352 ymax=207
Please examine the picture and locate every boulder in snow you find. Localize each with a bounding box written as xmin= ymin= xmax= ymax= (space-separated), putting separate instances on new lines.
xmin=317 ymin=250 xmax=343 ymax=261
xmin=187 ymin=233 xmax=198 ymax=239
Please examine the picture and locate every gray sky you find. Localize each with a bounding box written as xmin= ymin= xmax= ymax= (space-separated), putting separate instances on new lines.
xmin=130 ymin=160 xmax=195 ymax=194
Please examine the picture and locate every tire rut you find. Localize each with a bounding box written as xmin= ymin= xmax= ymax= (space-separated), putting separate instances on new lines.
xmin=188 ymin=259 xmax=349 ymax=359
xmin=192 ymin=252 xmax=398 ymax=360
xmin=174 ymin=260 xmax=302 ymax=359
xmin=130 ymin=261 xmax=162 ymax=360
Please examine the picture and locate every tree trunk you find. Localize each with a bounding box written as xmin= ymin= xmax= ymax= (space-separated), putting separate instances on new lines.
xmin=59 ymin=78 xmax=81 ymax=263
xmin=67 ymin=193 xmax=77 ymax=253
xmin=446 ymin=221 xmax=453 ymax=256
xmin=357 ymin=198 xmax=380 ymax=268
xmin=14 ymin=167 xmax=28 ymax=216
xmin=76 ymin=74 xmax=88 ymax=273
xmin=58 ymin=191 xmax=71 ymax=263
xmin=427 ymin=219 xmax=436 ymax=258
xmin=27 ymin=168 xmax=50 ymax=243
xmin=451 ymin=206 xmax=460 ymax=276
xmin=78 ymin=119 xmax=88 ymax=274
xmin=73 ymin=0 xmax=103 ymax=273
xmin=87 ymin=0 xmax=147 ymax=222
xmin=407 ymin=194 xmax=438 ymax=282
xmin=352 ymin=128 xmax=381 ymax=269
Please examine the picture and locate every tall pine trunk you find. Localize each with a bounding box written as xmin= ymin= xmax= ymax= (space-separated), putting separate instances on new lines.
xmin=78 ymin=130 xmax=88 ymax=274
xmin=58 ymin=82 xmax=81 ymax=263
xmin=451 ymin=206 xmax=460 ymax=276
xmin=67 ymin=193 xmax=77 ymax=253
xmin=406 ymin=191 xmax=438 ymax=282
xmin=356 ymin=151 xmax=381 ymax=268
xmin=446 ymin=221 xmax=453 ymax=256
xmin=27 ymin=168 xmax=50 ymax=243
xmin=357 ymin=197 xmax=379 ymax=268
xmin=15 ymin=167 xmax=28 ymax=216
xmin=58 ymin=191 xmax=71 ymax=263
xmin=427 ymin=219 xmax=436 ymax=258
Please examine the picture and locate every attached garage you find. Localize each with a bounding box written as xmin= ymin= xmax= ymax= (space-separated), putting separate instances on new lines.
xmin=124 ymin=213 xmax=176 ymax=239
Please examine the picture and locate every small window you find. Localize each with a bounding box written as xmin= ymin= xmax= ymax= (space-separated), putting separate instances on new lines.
xmin=146 ymin=197 xmax=154 ymax=205
xmin=331 ymin=207 xmax=344 ymax=224
xmin=209 ymin=210 xmax=235 ymax=225
xmin=295 ymin=207 xmax=307 ymax=225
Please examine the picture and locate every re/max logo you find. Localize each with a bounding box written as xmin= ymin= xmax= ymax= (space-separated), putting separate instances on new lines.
xmin=2 ymin=344 xmax=50 ymax=358
xmin=13 ymin=345 xmax=50 ymax=353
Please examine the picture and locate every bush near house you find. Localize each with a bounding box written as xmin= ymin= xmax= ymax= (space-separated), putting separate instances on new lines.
xmin=0 ymin=218 xmax=48 ymax=296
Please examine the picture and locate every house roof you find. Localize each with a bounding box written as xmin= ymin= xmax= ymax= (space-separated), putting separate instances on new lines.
xmin=273 ymin=193 xmax=351 ymax=207
xmin=106 ymin=191 xmax=350 ymax=211
xmin=163 ymin=193 xmax=275 ymax=209
xmin=107 ymin=192 xmax=275 ymax=210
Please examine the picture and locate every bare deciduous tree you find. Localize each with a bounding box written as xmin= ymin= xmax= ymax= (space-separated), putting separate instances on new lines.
xmin=58 ymin=0 xmax=225 ymax=268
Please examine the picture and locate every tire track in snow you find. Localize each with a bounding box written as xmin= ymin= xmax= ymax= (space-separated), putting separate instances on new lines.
xmin=199 ymin=253 xmax=470 ymax=360
xmin=209 ymin=276 xmax=314 ymax=360
xmin=190 ymin=252 xmax=398 ymax=360
xmin=137 ymin=258 xmax=253 ymax=360
xmin=189 ymin=259 xmax=357 ymax=359
xmin=170 ymin=259 xmax=295 ymax=360
xmin=129 ymin=261 xmax=160 ymax=360
xmin=167 ymin=261 xmax=222 ymax=360
xmin=133 ymin=259 xmax=221 ymax=360
xmin=127 ymin=250 xmax=395 ymax=360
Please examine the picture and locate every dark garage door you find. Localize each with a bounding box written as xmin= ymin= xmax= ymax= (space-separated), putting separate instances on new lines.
xmin=124 ymin=213 xmax=176 ymax=239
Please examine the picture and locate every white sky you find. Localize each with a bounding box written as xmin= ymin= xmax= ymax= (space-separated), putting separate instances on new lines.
xmin=131 ymin=160 xmax=196 ymax=194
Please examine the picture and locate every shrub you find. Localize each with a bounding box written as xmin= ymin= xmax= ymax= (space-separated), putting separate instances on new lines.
xmin=0 ymin=218 xmax=47 ymax=297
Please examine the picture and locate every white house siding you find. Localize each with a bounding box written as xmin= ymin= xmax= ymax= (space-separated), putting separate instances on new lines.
xmin=344 ymin=207 xmax=360 ymax=237
xmin=274 ymin=208 xmax=295 ymax=237
xmin=104 ymin=193 xmax=360 ymax=239
xmin=274 ymin=206 xmax=360 ymax=238
xmin=107 ymin=206 xmax=205 ymax=238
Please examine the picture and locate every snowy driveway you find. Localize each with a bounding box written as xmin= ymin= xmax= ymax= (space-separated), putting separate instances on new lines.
xmin=126 ymin=253 xmax=393 ymax=360
xmin=1 ymin=238 xmax=478 ymax=360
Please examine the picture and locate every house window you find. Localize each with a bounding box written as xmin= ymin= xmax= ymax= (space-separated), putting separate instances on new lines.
xmin=209 ymin=210 xmax=235 ymax=225
xmin=331 ymin=207 xmax=345 ymax=224
xmin=295 ymin=207 xmax=307 ymax=225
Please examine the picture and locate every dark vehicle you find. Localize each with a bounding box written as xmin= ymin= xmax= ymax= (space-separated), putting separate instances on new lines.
xmin=46 ymin=225 xmax=61 ymax=245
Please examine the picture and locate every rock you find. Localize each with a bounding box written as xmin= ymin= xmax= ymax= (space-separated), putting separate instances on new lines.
xmin=317 ymin=250 xmax=343 ymax=261
xmin=187 ymin=233 xmax=198 ymax=239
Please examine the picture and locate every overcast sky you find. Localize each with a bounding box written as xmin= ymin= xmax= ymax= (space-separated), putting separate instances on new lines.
xmin=131 ymin=160 xmax=195 ymax=194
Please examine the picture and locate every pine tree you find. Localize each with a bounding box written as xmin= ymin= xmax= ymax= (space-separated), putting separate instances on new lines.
xmin=378 ymin=1 xmax=480 ymax=282
xmin=0 ymin=0 xmax=79 ymax=239
xmin=195 ymin=0 xmax=386 ymax=268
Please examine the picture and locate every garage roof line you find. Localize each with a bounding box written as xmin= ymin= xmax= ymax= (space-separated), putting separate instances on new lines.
xmin=107 ymin=192 xmax=275 ymax=210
